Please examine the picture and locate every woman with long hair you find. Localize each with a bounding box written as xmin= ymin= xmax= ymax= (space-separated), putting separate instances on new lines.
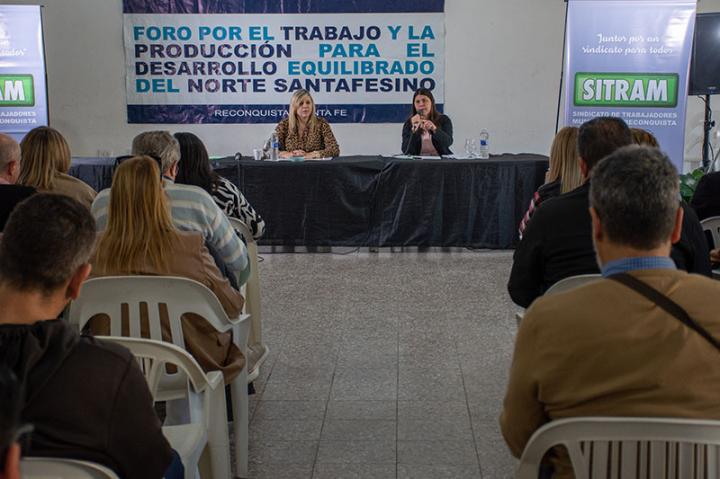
xmin=91 ymin=156 xmax=245 ymax=383
xmin=18 ymin=126 xmax=96 ymax=208
xmin=518 ymin=126 xmax=582 ymax=238
xmin=174 ymin=132 xmax=265 ymax=238
xmin=275 ymin=89 xmax=340 ymax=159
xmin=401 ymin=88 xmax=453 ymax=156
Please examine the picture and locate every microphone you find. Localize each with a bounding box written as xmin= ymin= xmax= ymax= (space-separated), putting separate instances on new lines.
xmin=412 ymin=108 xmax=424 ymax=133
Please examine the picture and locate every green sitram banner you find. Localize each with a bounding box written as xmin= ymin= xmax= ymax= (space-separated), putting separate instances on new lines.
xmin=0 ymin=75 xmax=35 ymax=107
xmin=574 ymin=73 xmax=678 ymax=108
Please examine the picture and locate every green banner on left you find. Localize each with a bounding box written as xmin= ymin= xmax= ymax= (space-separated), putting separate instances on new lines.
xmin=0 ymin=75 xmax=35 ymax=107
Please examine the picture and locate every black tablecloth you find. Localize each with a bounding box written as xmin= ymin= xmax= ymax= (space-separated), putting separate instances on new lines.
xmin=70 ymin=154 xmax=548 ymax=248
xmin=68 ymin=157 xmax=115 ymax=193
xmin=214 ymin=154 xmax=548 ymax=248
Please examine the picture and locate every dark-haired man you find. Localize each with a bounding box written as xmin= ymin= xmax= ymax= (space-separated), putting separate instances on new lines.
xmin=501 ymin=146 xmax=720 ymax=479
xmin=0 ymin=133 xmax=34 ymax=231
xmin=0 ymin=194 xmax=173 ymax=478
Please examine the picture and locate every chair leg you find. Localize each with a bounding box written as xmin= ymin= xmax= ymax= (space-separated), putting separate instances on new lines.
xmin=231 ymin=369 xmax=249 ymax=478
xmin=207 ymin=385 xmax=231 ymax=478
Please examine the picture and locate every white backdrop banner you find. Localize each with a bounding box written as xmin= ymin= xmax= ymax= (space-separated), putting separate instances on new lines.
xmin=0 ymin=5 xmax=48 ymax=141
xmin=564 ymin=0 xmax=696 ymax=170
xmin=123 ymin=1 xmax=445 ymax=124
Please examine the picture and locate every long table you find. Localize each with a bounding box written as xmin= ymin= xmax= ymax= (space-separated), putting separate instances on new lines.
xmin=70 ymin=154 xmax=548 ymax=249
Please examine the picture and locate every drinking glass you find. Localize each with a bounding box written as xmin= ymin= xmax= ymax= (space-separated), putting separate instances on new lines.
xmin=465 ymin=139 xmax=477 ymax=158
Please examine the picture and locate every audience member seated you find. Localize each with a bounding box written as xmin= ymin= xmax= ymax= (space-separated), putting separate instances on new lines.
xmin=0 ymin=366 xmax=22 ymax=479
xmin=89 ymin=156 xmax=246 ymax=383
xmin=0 ymin=134 xmax=34 ymax=232
xmin=518 ymin=126 xmax=582 ymax=238
xmin=0 ymin=194 xmax=173 ymax=478
xmin=508 ymin=117 xmax=633 ymax=307
xmin=91 ymin=131 xmax=250 ymax=285
xmin=630 ymin=127 xmax=660 ymax=147
xmin=401 ymin=88 xmax=453 ymax=156
xmin=690 ymin=170 xmax=720 ymax=221
xmin=508 ymin=117 xmax=711 ymax=308
xmin=174 ymin=132 xmax=266 ymax=239
xmin=275 ymin=89 xmax=340 ymax=159
xmin=18 ymin=127 xmax=96 ymax=209
xmin=500 ymin=146 xmax=720 ymax=479
xmin=628 ymin=131 xmax=711 ymax=276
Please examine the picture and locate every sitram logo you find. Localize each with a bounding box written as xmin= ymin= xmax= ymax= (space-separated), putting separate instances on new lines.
xmin=574 ymin=73 xmax=678 ymax=108
xmin=0 ymin=75 xmax=35 ymax=107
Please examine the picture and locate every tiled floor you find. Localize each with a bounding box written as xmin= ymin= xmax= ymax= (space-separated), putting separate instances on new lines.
xmin=247 ymin=250 xmax=519 ymax=478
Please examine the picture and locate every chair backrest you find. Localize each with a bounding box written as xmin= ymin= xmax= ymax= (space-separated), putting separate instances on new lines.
xmin=67 ymin=275 xmax=237 ymax=349
xmin=228 ymin=217 xmax=262 ymax=341
xmin=21 ymin=458 xmax=120 ymax=479
xmin=98 ymin=336 xmax=219 ymax=399
xmin=516 ymin=417 xmax=720 ymax=479
xmin=701 ymin=216 xmax=720 ymax=249
xmin=546 ymin=274 xmax=602 ymax=296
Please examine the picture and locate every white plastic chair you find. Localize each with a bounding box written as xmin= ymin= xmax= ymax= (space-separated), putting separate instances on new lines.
xmin=701 ymin=216 xmax=720 ymax=250
xmin=544 ymin=273 xmax=602 ymax=295
xmin=100 ymin=336 xmax=230 ymax=479
xmin=516 ymin=416 xmax=720 ymax=479
xmin=516 ymin=274 xmax=602 ymax=324
xmin=21 ymin=458 xmax=120 ymax=478
xmin=67 ymin=276 xmax=251 ymax=478
xmin=229 ymin=217 xmax=269 ymax=382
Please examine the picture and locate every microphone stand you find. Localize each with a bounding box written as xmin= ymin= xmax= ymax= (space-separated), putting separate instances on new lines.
xmin=234 ymin=151 xmax=242 ymax=192
xmin=702 ymin=94 xmax=715 ymax=171
xmin=403 ymin=110 xmax=424 ymax=156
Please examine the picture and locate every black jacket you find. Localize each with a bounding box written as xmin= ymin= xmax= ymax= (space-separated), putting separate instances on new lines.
xmin=0 ymin=184 xmax=35 ymax=231
xmin=508 ymin=182 xmax=712 ymax=308
xmin=690 ymin=171 xmax=720 ymax=221
xmin=0 ymin=320 xmax=172 ymax=478
xmin=401 ymin=114 xmax=453 ymax=155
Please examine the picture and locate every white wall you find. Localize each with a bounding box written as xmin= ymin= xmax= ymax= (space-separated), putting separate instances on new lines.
xmin=9 ymin=0 xmax=720 ymax=170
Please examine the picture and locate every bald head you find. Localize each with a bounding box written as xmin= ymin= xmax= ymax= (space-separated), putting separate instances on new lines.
xmin=0 ymin=134 xmax=21 ymax=183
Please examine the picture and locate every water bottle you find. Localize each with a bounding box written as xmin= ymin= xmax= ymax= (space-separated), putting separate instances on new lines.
xmin=478 ymin=129 xmax=490 ymax=159
xmin=270 ymin=132 xmax=279 ymax=161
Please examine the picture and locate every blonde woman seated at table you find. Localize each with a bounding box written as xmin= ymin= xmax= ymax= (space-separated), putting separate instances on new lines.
xmin=19 ymin=126 xmax=96 ymax=209
xmin=275 ymin=89 xmax=340 ymax=159
xmin=89 ymin=156 xmax=245 ymax=384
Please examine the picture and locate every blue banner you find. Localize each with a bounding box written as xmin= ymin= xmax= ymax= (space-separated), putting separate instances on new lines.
xmin=564 ymin=0 xmax=696 ymax=170
xmin=0 ymin=5 xmax=48 ymax=141
xmin=123 ymin=0 xmax=444 ymax=14
xmin=127 ymin=103 xmax=444 ymax=123
xmin=124 ymin=2 xmax=445 ymax=124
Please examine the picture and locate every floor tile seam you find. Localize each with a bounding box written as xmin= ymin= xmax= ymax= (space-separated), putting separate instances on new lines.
xmin=248 ymin=333 xmax=284 ymax=423
xmin=458 ymin=352 xmax=487 ymax=479
xmin=310 ymin=343 xmax=340 ymax=478
xmin=395 ymin=323 xmax=400 ymax=478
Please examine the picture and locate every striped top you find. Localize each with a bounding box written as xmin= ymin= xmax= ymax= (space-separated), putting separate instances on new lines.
xmin=211 ymin=176 xmax=266 ymax=239
xmin=91 ymin=179 xmax=250 ymax=284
